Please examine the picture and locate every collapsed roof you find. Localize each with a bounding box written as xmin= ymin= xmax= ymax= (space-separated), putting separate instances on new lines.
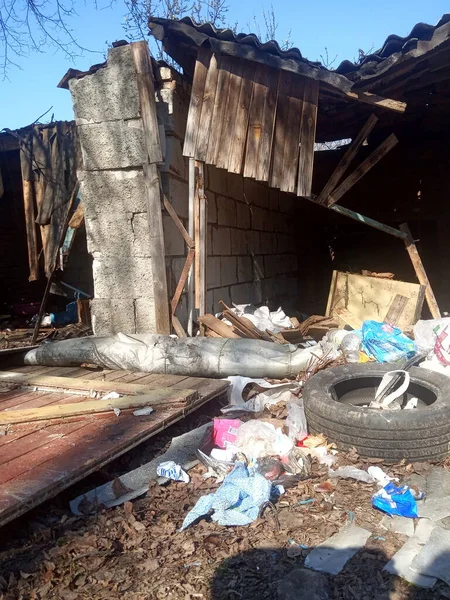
xmin=149 ymin=15 xmax=450 ymax=141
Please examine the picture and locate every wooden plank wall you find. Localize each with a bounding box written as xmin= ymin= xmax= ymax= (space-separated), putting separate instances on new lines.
xmin=183 ymin=52 xmax=320 ymax=198
xmin=19 ymin=122 xmax=80 ymax=280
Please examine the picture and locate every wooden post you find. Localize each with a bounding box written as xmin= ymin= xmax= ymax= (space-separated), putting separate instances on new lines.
xmin=131 ymin=42 xmax=170 ymax=335
xmin=187 ymin=157 xmax=195 ymax=336
xmin=197 ymin=161 xmax=207 ymax=317
xmin=20 ymin=136 xmax=39 ymax=282
xmin=399 ymin=223 xmax=441 ymax=319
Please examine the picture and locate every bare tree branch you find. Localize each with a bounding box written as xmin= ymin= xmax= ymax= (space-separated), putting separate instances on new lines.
xmin=0 ymin=1 xmax=112 ymax=78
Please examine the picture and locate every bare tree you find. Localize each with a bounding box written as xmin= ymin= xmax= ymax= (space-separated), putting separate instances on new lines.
xmin=249 ymin=4 xmax=292 ymax=50
xmin=0 ymin=0 xmax=111 ymax=78
xmin=124 ymin=0 xmax=292 ymax=61
xmin=124 ymin=0 xmax=230 ymax=43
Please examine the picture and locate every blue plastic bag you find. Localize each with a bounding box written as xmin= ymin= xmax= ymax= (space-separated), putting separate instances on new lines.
xmin=361 ymin=320 xmax=416 ymax=363
xmin=372 ymin=482 xmax=418 ymax=518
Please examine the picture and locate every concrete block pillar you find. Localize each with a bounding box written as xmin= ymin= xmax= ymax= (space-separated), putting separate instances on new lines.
xmin=69 ymin=44 xmax=160 ymax=335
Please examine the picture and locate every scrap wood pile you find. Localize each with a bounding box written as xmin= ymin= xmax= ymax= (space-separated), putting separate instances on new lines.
xmin=199 ymin=301 xmax=338 ymax=345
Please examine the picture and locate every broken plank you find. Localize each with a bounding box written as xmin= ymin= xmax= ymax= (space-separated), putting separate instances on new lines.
xmin=0 ymin=371 xmax=194 ymax=397
xmin=328 ymin=204 xmax=407 ymax=240
xmin=183 ymin=47 xmax=211 ymax=158
xmin=335 ymin=308 xmax=363 ymax=330
xmin=206 ymin=55 xmax=232 ymax=165
xmin=195 ymin=53 xmax=220 ymax=162
xmin=172 ymin=315 xmax=187 ymax=338
xmin=316 ymin=114 xmax=378 ymax=205
xmin=171 ymin=248 xmax=195 ymax=314
xmin=228 ymin=59 xmax=255 ymax=174
xmin=345 ymin=90 xmax=406 ymax=113
xmin=297 ymin=79 xmax=319 ymax=198
xmin=399 ymin=223 xmax=441 ymax=319
xmin=328 ymin=134 xmax=398 ymax=205
xmin=198 ymin=314 xmax=241 ymax=338
xmin=163 ymin=194 xmax=194 ymax=248
xmin=0 ymin=389 xmax=198 ymax=425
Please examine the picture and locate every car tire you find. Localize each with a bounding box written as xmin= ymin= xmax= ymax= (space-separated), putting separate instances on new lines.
xmin=302 ymin=363 xmax=450 ymax=461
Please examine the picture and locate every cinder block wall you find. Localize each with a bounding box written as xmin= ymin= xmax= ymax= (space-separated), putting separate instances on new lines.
xmin=157 ymin=68 xmax=299 ymax=323
xmin=69 ymin=45 xmax=157 ymax=335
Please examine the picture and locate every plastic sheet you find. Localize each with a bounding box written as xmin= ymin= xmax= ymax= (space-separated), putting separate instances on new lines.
xmin=361 ymin=321 xmax=416 ymax=363
xmin=234 ymin=420 xmax=293 ymax=459
xmin=23 ymin=333 xmax=324 ymax=379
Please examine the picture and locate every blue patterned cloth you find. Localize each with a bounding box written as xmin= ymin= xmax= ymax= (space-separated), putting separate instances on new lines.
xmin=180 ymin=462 xmax=272 ymax=530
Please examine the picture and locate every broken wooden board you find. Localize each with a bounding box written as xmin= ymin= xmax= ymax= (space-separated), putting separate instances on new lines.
xmin=326 ymin=271 xmax=425 ymax=330
xmin=0 ymin=389 xmax=197 ymax=425
xmin=0 ymin=365 xmax=229 ymax=528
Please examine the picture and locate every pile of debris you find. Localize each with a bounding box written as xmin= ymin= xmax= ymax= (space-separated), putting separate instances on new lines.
xmin=199 ymin=301 xmax=338 ymax=345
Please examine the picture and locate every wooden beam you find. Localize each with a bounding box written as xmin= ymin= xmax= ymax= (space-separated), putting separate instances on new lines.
xmin=163 ymin=194 xmax=194 ymax=248
xmin=198 ymin=314 xmax=241 ymax=338
xmin=171 ymin=248 xmax=195 ymax=314
xmin=171 ymin=315 xmax=187 ymax=338
xmin=197 ymin=162 xmax=207 ymax=317
xmin=399 ymin=223 xmax=441 ymax=319
xmin=0 ymin=390 xmax=197 ymax=425
xmin=328 ymin=134 xmax=398 ymax=205
xmin=0 ymin=371 xmax=187 ymax=396
xmin=142 ymin=163 xmax=171 ymax=334
xmin=297 ymin=79 xmax=319 ymax=198
xmin=316 ymin=114 xmax=378 ymax=205
xmin=345 ymin=90 xmax=407 ymax=113
xmin=328 ymin=204 xmax=407 ymax=240
xmin=131 ymin=42 xmax=163 ymax=164
xmin=20 ymin=136 xmax=39 ymax=282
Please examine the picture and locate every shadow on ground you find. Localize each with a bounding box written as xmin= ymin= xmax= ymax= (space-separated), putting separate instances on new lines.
xmin=210 ymin=546 xmax=450 ymax=600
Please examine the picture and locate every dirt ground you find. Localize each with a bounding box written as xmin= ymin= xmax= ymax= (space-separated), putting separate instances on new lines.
xmin=0 ymin=398 xmax=449 ymax=600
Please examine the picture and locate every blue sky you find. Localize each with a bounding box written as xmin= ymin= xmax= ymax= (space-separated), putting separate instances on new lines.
xmin=0 ymin=0 xmax=448 ymax=130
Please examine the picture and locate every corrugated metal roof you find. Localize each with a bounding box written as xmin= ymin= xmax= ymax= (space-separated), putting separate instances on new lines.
xmin=150 ymin=14 xmax=450 ymax=87
xmin=150 ymin=16 xmax=323 ymax=68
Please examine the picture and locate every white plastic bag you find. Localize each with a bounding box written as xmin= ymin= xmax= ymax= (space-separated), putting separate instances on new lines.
xmin=234 ymin=420 xmax=293 ymax=459
xmin=369 ymin=370 xmax=410 ymax=409
xmin=286 ymin=401 xmax=308 ymax=442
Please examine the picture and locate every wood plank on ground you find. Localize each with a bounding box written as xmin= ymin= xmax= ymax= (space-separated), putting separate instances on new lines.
xmin=0 ymin=389 xmax=197 ymax=425
xmin=0 ymin=371 xmax=193 ymax=398
xmin=0 ymin=376 xmax=228 ymax=527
